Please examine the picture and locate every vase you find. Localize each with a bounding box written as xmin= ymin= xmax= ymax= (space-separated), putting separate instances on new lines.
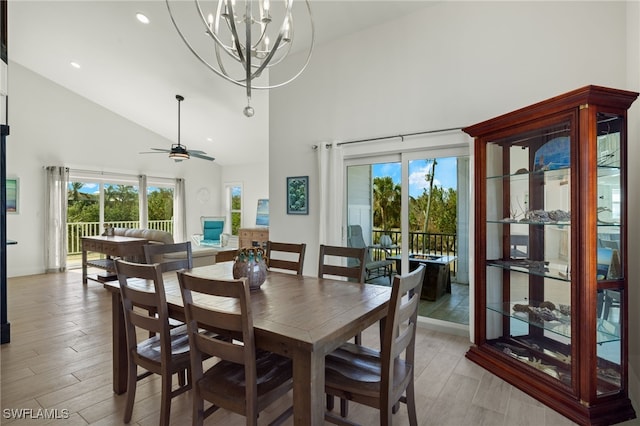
xmin=233 ymin=247 xmax=268 ymax=291
xmin=380 ymin=234 xmax=393 ymax=247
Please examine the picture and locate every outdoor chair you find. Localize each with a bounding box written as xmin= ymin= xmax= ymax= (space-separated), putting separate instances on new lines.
xmin=348 ymin=224 xmax=394 ymax=285
xmin=324 ymin=264 xmax=426 ymax=426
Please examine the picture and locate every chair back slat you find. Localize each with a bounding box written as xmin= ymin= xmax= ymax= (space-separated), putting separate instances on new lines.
xmin=266 ymin=241 xmax=306 ymax=275
xmin=143 ymin=242 xmax=193 ymax=272
xmin=318 ymin=245 xmax=366 ymax=283
xmin=178 ymin=272 xmax=255 ymax=366
xmin=382 ymin=264 xmax=425 ymax=377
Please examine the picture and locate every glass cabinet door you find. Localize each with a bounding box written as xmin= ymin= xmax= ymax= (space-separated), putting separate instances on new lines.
xmin=484 ymin=119 xmax=574 ymax=388
xmin=595 ymin=112 xmax=625 ymax=396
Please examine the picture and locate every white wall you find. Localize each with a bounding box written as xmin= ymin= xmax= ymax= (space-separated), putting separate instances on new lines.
xmin=221 ymin=161 xmax=269 ymax=229
xmin=269 ymin=0 xmax=639 ymax=410
xmin=5 ymin=63 xmax=227 ymax=277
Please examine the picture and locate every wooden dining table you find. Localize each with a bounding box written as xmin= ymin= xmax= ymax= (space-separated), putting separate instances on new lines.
xmin=102 ymin=262 xmax=391 ymax=425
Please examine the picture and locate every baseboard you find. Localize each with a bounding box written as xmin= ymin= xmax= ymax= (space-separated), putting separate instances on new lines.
xmin=416 ymin=316 xmax=470 ymax=338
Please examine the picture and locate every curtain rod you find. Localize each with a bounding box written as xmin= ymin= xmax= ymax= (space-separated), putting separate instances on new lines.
xmin=312 ymin=126 xmax=463 ymax=149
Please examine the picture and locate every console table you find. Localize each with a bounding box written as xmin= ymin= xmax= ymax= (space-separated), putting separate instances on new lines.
xmin=81 ymin=235 xmax=148 ymax=284
xmin=387 ymin=254 xmax=457 ymax=301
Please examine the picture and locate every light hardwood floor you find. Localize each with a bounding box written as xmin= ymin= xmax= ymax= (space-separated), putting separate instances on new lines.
xmin=0 ymin=270 xmax=631 ymax=425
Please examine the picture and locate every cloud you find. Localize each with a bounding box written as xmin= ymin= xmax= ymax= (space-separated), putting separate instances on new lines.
xmin=408 ymin=163 xmax=440 ymax=195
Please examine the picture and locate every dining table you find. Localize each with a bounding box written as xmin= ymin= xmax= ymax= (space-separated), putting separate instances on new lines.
xmin=102 ymin=262 xmax=391 ymax=425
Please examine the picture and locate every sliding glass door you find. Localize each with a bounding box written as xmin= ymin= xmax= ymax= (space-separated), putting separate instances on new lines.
xmin=345 ymin=151 xmax=470 ymax=325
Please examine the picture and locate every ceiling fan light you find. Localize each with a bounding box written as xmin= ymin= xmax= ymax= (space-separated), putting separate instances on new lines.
xmin=169 ymin=151 xmax=190 ymax=160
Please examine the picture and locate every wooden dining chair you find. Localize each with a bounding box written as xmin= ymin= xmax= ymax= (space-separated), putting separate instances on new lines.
xmin=143 ymin=241 xmax=193 ymax=272
xmin=318 ymin=244 xmax=366 ymax=284
xmin=318 ymin=244 xmax=367 ymax=415
xmin=177 ymin=271 xmax=294 ymax=426
xmin=266 ymin=241 xmax=306 ymax=275
xmin=114 ymin=259 xmax=193 ymax=426
xmin=324 ymin=264 xmax=426 ymax=426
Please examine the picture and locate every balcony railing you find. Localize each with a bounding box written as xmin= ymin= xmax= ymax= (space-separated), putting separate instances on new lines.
xmin=370 ymin=229 xmax=458 ymax=274
xmin=67 ymin=220 xmax=173 ymax=255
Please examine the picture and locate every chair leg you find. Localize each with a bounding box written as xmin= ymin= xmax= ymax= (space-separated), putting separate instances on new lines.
xmin=326 ymin=394 xmax=335 ymax=411
xmin=160 ymin=372 xmax=172 ymax=426
xmin=193 ymin=386 xmax=205 ymax=426
xmin=123 ymin=361 xmax=138 ymax=423
xmin=406 ymin=380 xmax=418 ymax=426
xmin=340 ymin=398 xmax=349 ymax=418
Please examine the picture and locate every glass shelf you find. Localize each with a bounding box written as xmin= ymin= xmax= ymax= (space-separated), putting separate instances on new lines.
xmin=486 ymin=166 xmax=570 ymax=181
xmin=487 ymin=259 xmax=570 ymax=282
xmin=487 ymin=301 xmax=621 ymax=344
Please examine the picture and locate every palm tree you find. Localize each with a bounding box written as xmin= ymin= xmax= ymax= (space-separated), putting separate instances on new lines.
xmin=373 ymin=176 xmax=400 ymax=232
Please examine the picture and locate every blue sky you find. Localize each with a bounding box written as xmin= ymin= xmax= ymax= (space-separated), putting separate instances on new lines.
xmin=373 ymin=157 xmax=457 ymax=197
xmin=69 ymin=182 xmax=165 ymax=194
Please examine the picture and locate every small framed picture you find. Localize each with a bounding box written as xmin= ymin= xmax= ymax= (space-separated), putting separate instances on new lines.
xmin=286 ymin=176 xmax=308 ymax=215
xmin=6 ymin=177 xmax=18 ymax=214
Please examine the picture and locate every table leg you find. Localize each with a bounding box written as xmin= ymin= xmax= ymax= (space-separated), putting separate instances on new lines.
xmin=82 ymin=248 xmax=87 ymax=285
xmin=111 ymin=291 xmax=127 ymax=395
xmin=292 ymin=348 xmax=324 ymax=425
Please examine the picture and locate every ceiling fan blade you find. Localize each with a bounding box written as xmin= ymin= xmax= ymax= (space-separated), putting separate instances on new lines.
xmin=190 ymin=152 xmax=215 ymax=161
xmin=150 ymin=147 xmax=171 ymax=152
xmin=140 ymin=150 xmax=169 ymax=154
xmin=188 ymin=149 xmax=207 ymax=154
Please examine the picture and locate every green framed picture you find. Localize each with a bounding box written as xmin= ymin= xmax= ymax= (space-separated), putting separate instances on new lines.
xmin=286 ymin=176 xmax=308 ymax=215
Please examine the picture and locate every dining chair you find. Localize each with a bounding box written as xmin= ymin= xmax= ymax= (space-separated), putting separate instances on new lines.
xmin=318 ymin=244 xmax=367 ymax=416
xmin=318 ymin=244 xmax=366 ymax=284
xmin=114 ymin=259 xmax=193 ymax=426
xmin=177 ymin=271 xmax=294 ymax=426
xmin=266 ymin=241 xmax=306 ymax=275
xmin=324 ymin=264 xmax=426 ymax=426
xmin=143 ymin=241 xmax=193 ymax=272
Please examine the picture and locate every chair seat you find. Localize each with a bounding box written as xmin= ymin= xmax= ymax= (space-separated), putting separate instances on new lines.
xmin=325 ymin=342 xmax=413 ymax=399
xmin=198 ymin=349 xmax=293 ymax=412
xmin=135 ymin=324 xmax=191 ymax=364
xmin=365 ymin=259 xmax=393 ymax=271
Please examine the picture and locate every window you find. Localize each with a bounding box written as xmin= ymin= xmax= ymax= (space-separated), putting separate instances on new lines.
xmin=66 ymin=171 xmax=177 ymax=266
xmin=225 ymin=183 xmax=242 ymax=236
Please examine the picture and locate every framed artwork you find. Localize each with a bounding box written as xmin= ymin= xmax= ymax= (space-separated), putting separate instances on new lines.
xmin=6 ymin=177 xmax=18 ymax=213
xmin=256 ymin=198 xmax=269 ymax=226
xmin=286 ymin=176 xmax=308 ymax=215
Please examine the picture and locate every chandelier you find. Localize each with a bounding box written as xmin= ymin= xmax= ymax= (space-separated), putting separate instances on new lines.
xmin=166 ymin=0 xmax=315 ymax=117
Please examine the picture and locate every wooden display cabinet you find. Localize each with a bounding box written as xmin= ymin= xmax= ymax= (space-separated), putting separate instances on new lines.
xmin=464 ymin=86 xmax=638 ymax=425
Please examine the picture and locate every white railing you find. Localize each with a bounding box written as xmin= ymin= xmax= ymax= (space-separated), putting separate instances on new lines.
xmin=67 ymin=220 xmax=173 ymax=255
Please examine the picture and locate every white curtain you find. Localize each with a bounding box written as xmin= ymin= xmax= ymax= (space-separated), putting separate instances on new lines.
xmin=317 ymin=141 xmax=344 ymax=245
xmin=45 ymin=166 xmax=69 ymax=273
xmin=173 ymin=178 xmax=187 ymax=242
xmin=138 ymin=174 xmax=148 ymax=229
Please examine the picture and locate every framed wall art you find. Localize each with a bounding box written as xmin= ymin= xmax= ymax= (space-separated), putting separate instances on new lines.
xmin=286 ymin=176 xmax=308 ymax=215
xmin=6 ymin=177 xmax=18 ymax=213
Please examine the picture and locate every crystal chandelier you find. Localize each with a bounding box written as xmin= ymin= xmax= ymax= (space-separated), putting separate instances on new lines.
xmin=166 ymin=0 xmax=315 ymax=117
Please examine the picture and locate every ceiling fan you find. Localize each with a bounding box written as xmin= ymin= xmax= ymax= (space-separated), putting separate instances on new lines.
xmin=140 ymin=95 xmax=215 ymax=162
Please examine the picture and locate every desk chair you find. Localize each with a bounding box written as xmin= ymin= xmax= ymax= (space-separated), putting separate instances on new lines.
xmin=114 ymin=259 xmax=192 ymax=426
xmin=266 ymin=241 xmax=306 ymax=275
xmin=324 ymin=264 xmax=426 ymax=426
xmin=177 ymin=271 xmax=294 ymax=426
xmin=143 ymin=241 xmax=193 ymax=272
xmin=348 ymin=225 xmax=394 ymax=285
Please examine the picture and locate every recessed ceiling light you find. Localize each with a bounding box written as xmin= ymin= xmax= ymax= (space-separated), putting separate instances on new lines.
xmin=70 ymin=62 xmax=81 ymax=69
xmin=206 ymin=137 xmax=213 ymax=142
xmin=136 ymin=13 xmax=150 ymax=24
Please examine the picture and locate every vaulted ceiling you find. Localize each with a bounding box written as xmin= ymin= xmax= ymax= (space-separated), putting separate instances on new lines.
xmin=8 ymin=1 xmax=432 ymax=165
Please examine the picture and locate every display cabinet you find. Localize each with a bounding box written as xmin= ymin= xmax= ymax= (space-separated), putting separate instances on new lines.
xmin=464 ymin=86 xmax=638 ymax=425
